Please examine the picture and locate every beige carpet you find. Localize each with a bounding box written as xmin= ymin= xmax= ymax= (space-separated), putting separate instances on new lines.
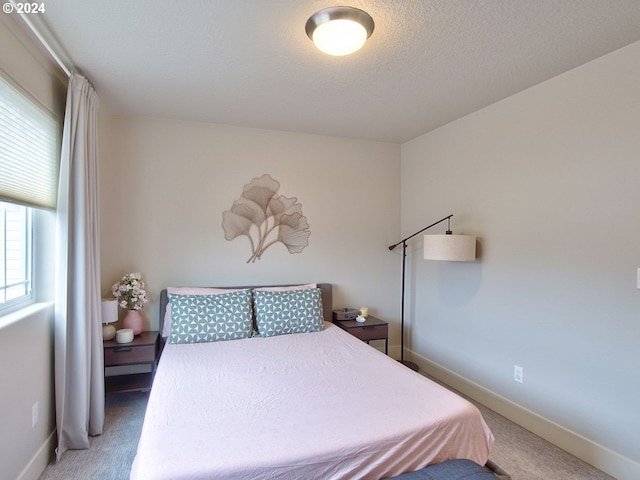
xmin=423 ymin=374 xmax=615 ymax=480
xmin=39 ymin=391 xmax=148 ymax=480
xmin=39 ymin=387 xmax=615 ymax=480
xmin=476 ymin=402 xmax=614 ymax=480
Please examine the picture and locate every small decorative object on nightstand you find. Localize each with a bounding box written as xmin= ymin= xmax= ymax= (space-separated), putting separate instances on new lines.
xmin=115 ymin=328 xmax=134 ymax=344
xmin=334 ymin=315 xmax=388 ymax=354
xmin=111 ymin=272 xmax=149 ymax=336
xmin=101 ymin=299 xmax=118 ymax=341
xmin=103 ymin=330 xmax=160 ymax=394
xmin=122 ymin=309 xmax=144 ymax=335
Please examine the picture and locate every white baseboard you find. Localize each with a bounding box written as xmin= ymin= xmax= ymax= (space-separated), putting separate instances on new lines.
xmin=17 ymin=430 xmax=55 ymax=480
xmin=409 ymin=350 xmax=640 ymax=480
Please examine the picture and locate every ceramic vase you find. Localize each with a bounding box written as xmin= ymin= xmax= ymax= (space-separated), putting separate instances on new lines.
xmin=122 ymin=309 xmax=143 ymax=335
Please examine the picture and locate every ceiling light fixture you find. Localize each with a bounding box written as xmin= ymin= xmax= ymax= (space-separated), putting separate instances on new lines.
xmin=305 ymin=6 xmax=375 ymax=56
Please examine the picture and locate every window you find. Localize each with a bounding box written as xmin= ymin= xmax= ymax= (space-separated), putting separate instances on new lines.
xmin=0 ymin=201 xmax=32 ymax=311
xmin=0 ymin=75 xmax=59 ymax=315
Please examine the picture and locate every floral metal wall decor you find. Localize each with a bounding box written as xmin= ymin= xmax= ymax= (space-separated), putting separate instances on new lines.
xmin=222 ymin=174 xmax=311 ymax=263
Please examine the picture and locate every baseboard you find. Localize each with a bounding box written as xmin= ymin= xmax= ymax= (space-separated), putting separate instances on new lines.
xmin=17 ymin=430 xmax=55 ymax=480
xmin=409 ymin=350 xmax=640 ymax=480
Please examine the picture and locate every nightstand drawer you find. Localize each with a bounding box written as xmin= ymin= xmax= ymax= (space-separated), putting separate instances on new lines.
xmin=103 ymin=331 xmax=160 ymax=394
xmin=349 ymin=324 xmax=388 ymax=342
xmin=105 ymin=344 xmax=156 ymax=365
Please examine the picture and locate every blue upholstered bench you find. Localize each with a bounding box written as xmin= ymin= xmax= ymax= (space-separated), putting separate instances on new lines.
xmin=386 ymin=459 xmax=504 ymax=480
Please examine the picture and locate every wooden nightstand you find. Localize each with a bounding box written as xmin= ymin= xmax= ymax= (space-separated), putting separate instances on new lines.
xmin=334 ymin=315 xmax=388 ymax=354
xmin=103 ymin=331 xmax=160 ymax=394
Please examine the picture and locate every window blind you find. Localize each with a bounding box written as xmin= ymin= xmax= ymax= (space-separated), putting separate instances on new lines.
xmin=0 ymin=75 xmax=59 ymax=209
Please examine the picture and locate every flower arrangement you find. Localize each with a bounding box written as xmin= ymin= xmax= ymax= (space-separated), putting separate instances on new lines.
xmin=111 ymin=272 xmax=148 ymax=311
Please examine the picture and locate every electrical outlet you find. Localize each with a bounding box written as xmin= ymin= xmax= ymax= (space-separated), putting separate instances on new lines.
xmin=32 ymin=402 xmax=38 ymax=427
xmin=514 ymin=365 xmax=523 ymax=383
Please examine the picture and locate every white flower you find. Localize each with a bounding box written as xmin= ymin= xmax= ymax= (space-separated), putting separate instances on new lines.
xmin=111 ymin=272 xmax=149 ymax=310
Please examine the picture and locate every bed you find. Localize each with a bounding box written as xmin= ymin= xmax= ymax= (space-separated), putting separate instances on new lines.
xmin=130 ymin=283 xmax=494 ymax=480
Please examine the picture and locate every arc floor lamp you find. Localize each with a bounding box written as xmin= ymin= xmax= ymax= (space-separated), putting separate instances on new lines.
xmin=389 ymin=214 xmax=476 ymax=371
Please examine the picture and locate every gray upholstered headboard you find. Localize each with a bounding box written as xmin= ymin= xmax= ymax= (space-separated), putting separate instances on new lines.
xmin=159 ymin=283 xmax=333 ymax=336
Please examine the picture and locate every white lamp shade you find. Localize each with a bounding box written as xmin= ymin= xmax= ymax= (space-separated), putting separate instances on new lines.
xmin=424 ymin=234 xmax=476 ymax=262
xmin=101 ymin=299 xmax=118 ymax=324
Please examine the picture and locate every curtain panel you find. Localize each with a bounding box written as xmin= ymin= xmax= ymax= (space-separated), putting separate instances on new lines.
xmin=54 ymin=73 xmax=104 ymax=461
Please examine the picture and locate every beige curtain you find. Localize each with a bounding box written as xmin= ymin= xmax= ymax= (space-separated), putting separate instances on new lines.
xmin=54 ymin=73 xmax=104 ymax=461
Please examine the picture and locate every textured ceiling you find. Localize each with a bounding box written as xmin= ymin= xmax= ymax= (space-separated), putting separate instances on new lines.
xmin=33 ymin=0 xmax=640 ymax=143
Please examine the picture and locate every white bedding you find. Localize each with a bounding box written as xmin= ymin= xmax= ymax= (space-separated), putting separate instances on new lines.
xmin=130 ymin=322 xmax=494 ymax=480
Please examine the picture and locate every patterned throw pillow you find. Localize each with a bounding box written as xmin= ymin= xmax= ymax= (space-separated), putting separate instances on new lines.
xmin=162 ymin=287 xmax=244 ymax=337
xmin=253 ymin=288 xmax=324 ymax=337
xmin=169 ymin=289 xmax=253 ymax=344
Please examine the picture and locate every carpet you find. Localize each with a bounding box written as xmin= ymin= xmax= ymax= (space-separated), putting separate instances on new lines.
xmin=39 ymin=391 xmax=148 ymax=480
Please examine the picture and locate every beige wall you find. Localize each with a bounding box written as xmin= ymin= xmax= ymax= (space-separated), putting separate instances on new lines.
xmin=0 ymin=13 xmax=64 ymax=480
xmin=401 ymin=40 xmax=640 ymax=478
xmin=99 ymin=116 xmax=402 ymax=343
xmin=0 ymin=15 xmax=66 ymax=115
xmin=0 ymin=304 xmax=55 ymax=480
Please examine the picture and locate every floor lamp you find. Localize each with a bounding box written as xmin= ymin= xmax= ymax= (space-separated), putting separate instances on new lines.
xmin=389 ymin=214 xmax=476 ymax=371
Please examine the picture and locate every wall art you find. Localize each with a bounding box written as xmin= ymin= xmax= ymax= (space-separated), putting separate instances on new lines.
xmin=222 ymin=174 xmax=311 ymax=263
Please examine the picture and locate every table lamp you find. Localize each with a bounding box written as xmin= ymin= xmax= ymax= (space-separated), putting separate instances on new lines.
xmin=101 ymin=299 xmax=118 ymax=341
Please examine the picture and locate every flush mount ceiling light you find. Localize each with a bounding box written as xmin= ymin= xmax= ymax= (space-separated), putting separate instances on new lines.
xmin=305 ymin=6 xmax=375 ymax=56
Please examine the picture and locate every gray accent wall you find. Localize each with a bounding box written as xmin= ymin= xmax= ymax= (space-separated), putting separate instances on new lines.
xmin=401 ymin=40 xmax=640 ymax=479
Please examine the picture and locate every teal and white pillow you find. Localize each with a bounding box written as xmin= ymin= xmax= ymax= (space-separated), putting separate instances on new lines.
xmin=169 ymin=289 xmax=253 ymax=344
xmin=253 ymin=288 xmax=324 ymax=337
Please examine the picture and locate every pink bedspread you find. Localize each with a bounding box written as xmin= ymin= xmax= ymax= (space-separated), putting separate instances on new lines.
xmin=130 ymin=322 xmax=493 ymax=480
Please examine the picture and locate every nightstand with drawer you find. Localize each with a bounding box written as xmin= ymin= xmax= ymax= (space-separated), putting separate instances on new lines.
xmin=333 ymin=315 xmax=388 ymax=354
xmin=103 ymin=331 xmax=160 ymax=394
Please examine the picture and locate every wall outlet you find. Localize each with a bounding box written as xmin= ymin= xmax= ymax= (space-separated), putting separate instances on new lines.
xmin=514 ymin=365 xmax=524 ymax=383
xmin=32 ymin=402 xmax=38 ymax=427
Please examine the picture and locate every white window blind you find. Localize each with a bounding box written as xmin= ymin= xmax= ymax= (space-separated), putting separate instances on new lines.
xmin=0 ymin=75 xmax=59 ymax=209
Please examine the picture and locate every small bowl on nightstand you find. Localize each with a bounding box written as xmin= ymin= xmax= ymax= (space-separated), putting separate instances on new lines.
xmin=115 ymin=328 xmax=134 ymax=344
